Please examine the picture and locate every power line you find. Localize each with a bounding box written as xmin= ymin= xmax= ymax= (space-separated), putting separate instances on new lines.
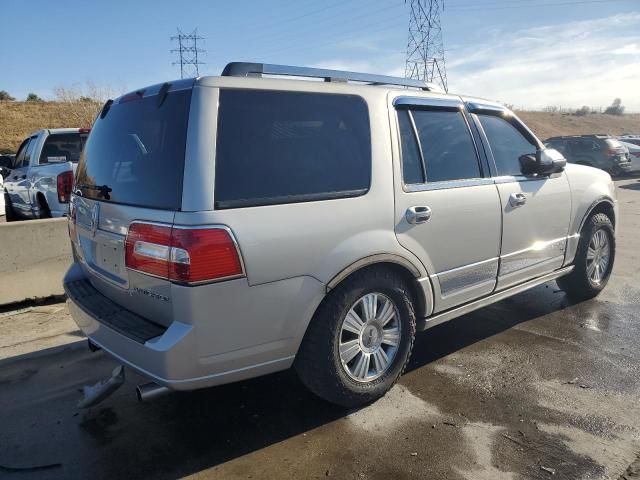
xmin=405 ymin=0 xmax=448 ymax=92
xmin=171 ymin=28 xmax=205 ymax=79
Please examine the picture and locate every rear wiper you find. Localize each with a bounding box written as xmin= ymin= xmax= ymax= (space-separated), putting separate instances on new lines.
xmin=76 ymin=183 xmax=113 ymax=200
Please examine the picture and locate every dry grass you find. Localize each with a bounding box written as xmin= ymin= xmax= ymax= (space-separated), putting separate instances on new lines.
xmin=515 ymin=111 xmax=640 ymax=141
xmin=1 ymin=101 xmax=639 ymax=154
xmin=0 ymin=101 xmax=100 ymax=153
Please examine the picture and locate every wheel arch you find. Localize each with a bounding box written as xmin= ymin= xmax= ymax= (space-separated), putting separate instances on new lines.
xmin=326 ymin=255 xmax=432 ymax=319
xmin=579 ymin=197 xmax=616 ymax=232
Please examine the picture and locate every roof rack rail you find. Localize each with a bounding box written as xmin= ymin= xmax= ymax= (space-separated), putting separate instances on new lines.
xmin=221 ymin=62 xmax=443 ymax=92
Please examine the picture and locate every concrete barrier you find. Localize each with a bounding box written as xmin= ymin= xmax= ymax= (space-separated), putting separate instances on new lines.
xmin=0 ymin=218 xmax=72 ymax=305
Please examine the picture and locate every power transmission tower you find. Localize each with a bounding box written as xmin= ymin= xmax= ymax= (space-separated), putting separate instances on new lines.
xmin=171 ymin=28 xmax=205 ymax=79
xmin=404 ymin=0 xmax=448 ymax=92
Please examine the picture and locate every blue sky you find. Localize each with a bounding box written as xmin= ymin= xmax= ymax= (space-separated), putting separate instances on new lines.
xmin=1 ymin=0 xmax=639 ymax=110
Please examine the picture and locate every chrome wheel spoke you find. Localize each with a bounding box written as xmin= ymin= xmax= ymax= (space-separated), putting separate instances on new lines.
xmin=340 ymin=339 xmax=361 ymax=364
xmin=343 ymin=310 xmax=364 ymax=335
xmin=586 ymin=247 xmax=596 ymax=260
xmin=353 ymin=352 xmax=371 ymax=380
xmin=361 ymin=293 xmax=377 ymax=321
xmin=377 ymin=298 xmax=395 ymax=326
xmin=382 ymin=327 xmax=400 ymax=347
xmin=372 ymin=348 xmax=389 ymax=373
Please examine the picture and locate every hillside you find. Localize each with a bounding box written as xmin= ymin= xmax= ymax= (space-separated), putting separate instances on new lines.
xmin=1 ymin=100 xmax=639 ymax=154
xmin=515 ymin=111 xmax=640 ymax=141
xmin=0 ymin=101 xmax=100 ymax=153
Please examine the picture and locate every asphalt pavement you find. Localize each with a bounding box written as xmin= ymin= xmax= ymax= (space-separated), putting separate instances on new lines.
xmin=1 ymin=178 xmax=640 ymax=480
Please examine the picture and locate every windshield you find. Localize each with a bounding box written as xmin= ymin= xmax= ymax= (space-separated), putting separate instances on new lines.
xmin=75 ymin=89 xmax=191 ymax=210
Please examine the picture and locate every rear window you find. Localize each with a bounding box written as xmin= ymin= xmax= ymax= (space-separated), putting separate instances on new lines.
xmin=75 ymin=89 xmax=191 ymax=210
xmin=214 ymin=89 xmax=371 ymax=209
xmin=605 ymin=139 xmax=624 ymax=148
xmin=39 ymin=133 xmax=87 ymax=164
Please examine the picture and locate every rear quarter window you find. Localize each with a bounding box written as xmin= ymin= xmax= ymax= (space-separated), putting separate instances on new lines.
xmin=214 ymin=89 xmax=371 ymax=209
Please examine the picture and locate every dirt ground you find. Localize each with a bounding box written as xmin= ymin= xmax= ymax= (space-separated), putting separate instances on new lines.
xmin=1 ymin=178 xmax=640 ymax=480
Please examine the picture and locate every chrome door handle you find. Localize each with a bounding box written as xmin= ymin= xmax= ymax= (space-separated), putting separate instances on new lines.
xmin=406 ymin=206 xmax=432 ymax=224
xmin=509 ymin=192 xmax=527 ymax=207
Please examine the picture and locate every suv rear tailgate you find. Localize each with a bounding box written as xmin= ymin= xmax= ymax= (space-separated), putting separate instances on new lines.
xmin=70 ymin=81 xmax=193 ymax=327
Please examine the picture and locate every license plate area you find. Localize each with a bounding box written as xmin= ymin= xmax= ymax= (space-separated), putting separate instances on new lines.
xmin=95 ymin=238 xmax=126 ymax=278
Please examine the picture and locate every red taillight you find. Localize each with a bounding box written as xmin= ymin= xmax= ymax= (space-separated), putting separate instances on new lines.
xmin=125 ymin=223 xmax=243 ymax=284
xmin=78 ymin=128 xmax=91 ymax=134
xmin=57 ymin=171 xmax=73 ymax=203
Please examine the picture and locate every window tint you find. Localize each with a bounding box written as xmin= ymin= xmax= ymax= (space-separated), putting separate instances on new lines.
xmin=569 ymin=140 xmax=598 ymax=153
xmin=478 ymin=115 xmax=537 ymax=176
xmin=215 ymin=90 xmax=371 ymax=209
xmin=397 ymin=110 xmax=424 ymax=184
xmin=39 ymin=133 xmax=87 ymax=164
xmin=22 ymin=137 xmax=37 ymax=168
xmin=411 ymin=110 xmax=480 ymax=182
xmin=13 ymin=139 xmax=31 ymax=169
xmin=76 ymin=89 xmax=191 ymax=210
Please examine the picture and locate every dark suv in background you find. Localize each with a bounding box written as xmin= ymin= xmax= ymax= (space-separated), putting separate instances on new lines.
xmin=545 ymin=135 xmax=632 ymax=175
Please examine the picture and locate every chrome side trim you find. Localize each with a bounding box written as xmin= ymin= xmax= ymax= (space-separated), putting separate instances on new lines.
xmin=418 ymin=266 xmax=574 ymax=331
xmin=499 ymin=237 xmax=567 ymax=276
xmin=432 ymin=257 xmax=498 ymax=298
xmin=404 ymin=177 xmax=494 ymax=193
xmin=577 ymin=197 xmax=616 ymax=233
xmin=394 ymin=96 xmax=463 ymax=109
xmin=326 ymin=254 xmax=422 ymax=291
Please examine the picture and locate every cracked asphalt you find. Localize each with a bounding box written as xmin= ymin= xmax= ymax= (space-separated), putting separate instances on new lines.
xmin=1 ymin=178 xmax=640 ymax=480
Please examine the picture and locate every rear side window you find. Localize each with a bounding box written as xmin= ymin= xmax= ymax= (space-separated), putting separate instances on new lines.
xmin=39 ymin=133 xmax=87 ymax=164
xmin=478 ymin=115 xmax=537 ymax=176
xmin=76 ymin=89 xmax=191 ymax=210
xmin=397 ymin=110 xmax=424 ymax=184
xmin=214 ymin=90 xmax=371 ymax=209
xmin=411 ymin=110 xmax=480 ymax=182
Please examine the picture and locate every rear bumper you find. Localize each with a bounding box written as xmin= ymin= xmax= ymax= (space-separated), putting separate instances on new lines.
xmin=64 ymin=262 xmax=325 ymax=390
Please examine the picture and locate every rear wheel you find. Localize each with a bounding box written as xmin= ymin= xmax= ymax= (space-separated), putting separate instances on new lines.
xmin=295 ymin=268 xmax=416 ymax=407
xmin=557 ymin=213 xmax=615 ymax=300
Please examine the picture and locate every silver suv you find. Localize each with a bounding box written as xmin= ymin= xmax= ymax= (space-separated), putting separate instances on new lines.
xmin=65 ymin=62 xmax=618 ymax=407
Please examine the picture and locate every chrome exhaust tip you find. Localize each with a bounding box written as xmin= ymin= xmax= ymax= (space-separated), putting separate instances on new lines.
xmin=136 ymin=383 xmax=170 ymax=402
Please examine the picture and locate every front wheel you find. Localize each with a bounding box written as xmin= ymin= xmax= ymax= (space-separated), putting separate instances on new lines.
xmin=295 ymin=268 xmax=416 ymax=407
xmin=557 ymin=213 xmax=615 ymax=301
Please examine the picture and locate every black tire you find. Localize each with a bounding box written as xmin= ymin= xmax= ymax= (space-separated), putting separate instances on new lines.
xmin=294 ymin=267 xmax=416 ymax=408
xmin=4 ymin=194 xmax=18 ymax=222
xmin=557 ymin=212 xmax=615 ymax=301
xmin=37 ymin=195 xmax=52 ymax=218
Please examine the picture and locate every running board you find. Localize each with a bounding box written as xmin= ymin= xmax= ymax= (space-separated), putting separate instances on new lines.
xmin=417 ymin=266 xmax=574 ymax=331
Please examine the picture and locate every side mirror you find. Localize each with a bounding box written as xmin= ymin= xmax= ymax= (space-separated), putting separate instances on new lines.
xmin=519 ymin=148 xmax=566 ymax=176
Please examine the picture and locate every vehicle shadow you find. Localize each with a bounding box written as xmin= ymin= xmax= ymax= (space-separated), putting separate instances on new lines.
xmin=618 ymin=181 xmax=640 ymax=191
xmin=0 ymin=283 xmax=577 ymax=480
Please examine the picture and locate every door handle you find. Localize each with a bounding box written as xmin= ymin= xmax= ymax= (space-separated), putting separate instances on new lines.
xmin=406 ymin=206 xmax=432 ymax=224
xmin=509 ymin=192 xmax=527 ymax=207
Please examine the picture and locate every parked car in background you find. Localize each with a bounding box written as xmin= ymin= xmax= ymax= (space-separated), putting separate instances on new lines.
xmin=65 ymin=63 xmax=618 ymax=408
xmin=617 ymin=135 xmax=640 ymax=147
xmin=0 ymin=154 xmax=14 ymax=179
xmin=619 ymin=141 xmax=640 ymax=172
xmin=544 ymin=135 xmax=632 ymax=176
xmin=0 ymin=174 xmax=5 ymax=217
xmin=3 ymin=128 xmax=89 ymax=221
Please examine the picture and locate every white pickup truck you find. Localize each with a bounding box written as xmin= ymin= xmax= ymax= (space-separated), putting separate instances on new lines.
xmin=3 ymin=128 xmax=89 ymax=220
